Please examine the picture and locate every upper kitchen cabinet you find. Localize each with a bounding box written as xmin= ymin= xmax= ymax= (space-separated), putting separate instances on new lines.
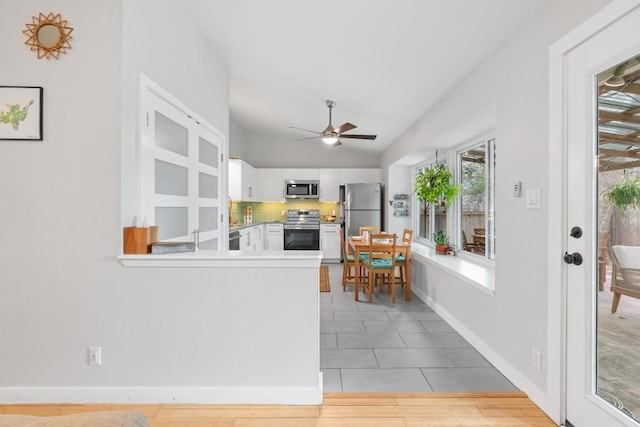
xmin=229 ymin=159 xmax=258 ymax=201
xmin=258 ymin=168 xmax=286 ymax=202
xmin=285 ymin=168 xmax=319 ymax=181
xmin=339 ymin=168 xmax=381 ymax=185
xmin=319 ymin=169 xmax=340 ymax=202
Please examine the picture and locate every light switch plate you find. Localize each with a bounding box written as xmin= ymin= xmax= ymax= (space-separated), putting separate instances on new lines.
xmin=526 ymin=189 xmax=541 ymax=209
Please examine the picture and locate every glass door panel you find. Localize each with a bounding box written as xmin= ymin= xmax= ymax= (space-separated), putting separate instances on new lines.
xmin=596 ymin=57 xmax=640 ymax=423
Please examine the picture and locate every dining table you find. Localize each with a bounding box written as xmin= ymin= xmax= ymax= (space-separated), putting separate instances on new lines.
xmin=348 ymin=235 xmax=412 ymax=302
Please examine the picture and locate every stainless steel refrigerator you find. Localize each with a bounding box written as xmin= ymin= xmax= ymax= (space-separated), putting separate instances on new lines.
xmin=344 ymin=183 xmax=382 ymax=237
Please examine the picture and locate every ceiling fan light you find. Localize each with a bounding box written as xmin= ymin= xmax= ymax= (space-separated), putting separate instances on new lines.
xmin=322 ymin=133 xmax=339 ymax=145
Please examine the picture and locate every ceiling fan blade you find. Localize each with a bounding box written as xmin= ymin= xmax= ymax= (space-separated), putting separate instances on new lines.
xmin=331 ymin=140 xmax=342 ymax=147
xmin=339 ymin=134 xmax=377 ymax=140
xmin=289 ymin=126 xmax=321 ymax=135
xmin=333 ymin=122 xmax=356 ymax=134
xmin=290 ymin=136 xmax=321 ymax=142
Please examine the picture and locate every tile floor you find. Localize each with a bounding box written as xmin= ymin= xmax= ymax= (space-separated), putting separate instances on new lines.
xmin=320 ymin=263 xmax=518 ymax=393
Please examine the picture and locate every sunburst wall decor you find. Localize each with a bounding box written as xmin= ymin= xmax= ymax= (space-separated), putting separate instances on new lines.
xmin=23 ymin=12 xmax=73 ymax=60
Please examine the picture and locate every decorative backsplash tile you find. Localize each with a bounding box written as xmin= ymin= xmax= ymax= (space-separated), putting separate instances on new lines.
xmin=230 ymin=201 xmax=339 ymax=225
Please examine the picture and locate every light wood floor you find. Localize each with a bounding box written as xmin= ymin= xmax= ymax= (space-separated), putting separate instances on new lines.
xmin=0 ymin=392 xmax=557 ymax=426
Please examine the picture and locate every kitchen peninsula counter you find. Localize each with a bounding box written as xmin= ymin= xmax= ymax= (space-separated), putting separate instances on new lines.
xmin=116 ymin=250 xmax=322 ymax=405
xmin=118 ymin=249 xmax=321 ymax=267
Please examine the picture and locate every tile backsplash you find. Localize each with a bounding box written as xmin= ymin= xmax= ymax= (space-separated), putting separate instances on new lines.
xmin=230 ymin=201 xmax=339 ymax=225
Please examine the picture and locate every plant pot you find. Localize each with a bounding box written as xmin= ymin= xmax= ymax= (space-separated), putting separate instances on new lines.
xmin=436 ymin=244 xmax=448 ymax=255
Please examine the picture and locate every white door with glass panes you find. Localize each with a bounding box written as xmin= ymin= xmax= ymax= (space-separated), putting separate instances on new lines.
xmin=140 ymin=77 xmax=224 ymax=250
xmin=554 ymin=2 xmax=640 ymax=426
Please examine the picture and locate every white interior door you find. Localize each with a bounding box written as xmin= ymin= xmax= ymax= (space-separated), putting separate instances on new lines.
xmin=140 ymin=76 xmax=225 ymax=250
xmin=564 ymin=2 xmax=640 ymax=426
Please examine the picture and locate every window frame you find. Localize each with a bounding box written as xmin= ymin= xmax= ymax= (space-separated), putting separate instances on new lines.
xmin=413 ymin=158 xmax=452 ymax=247
xmin=411 ymin=136 xmax=495 ymax=264
xmin=456 ymin=136 xmax=496 ymax=261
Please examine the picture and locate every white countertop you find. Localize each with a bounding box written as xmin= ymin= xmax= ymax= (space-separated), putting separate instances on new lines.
xmin=118 ymin=249 xmax=323 ymax=268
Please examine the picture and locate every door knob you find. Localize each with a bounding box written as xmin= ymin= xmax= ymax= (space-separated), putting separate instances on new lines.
xmin=563 ymin=252 xmax=583 ymax=265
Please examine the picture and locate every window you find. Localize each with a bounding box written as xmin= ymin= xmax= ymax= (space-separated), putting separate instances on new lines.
xmin=458 ymin=138 xmax=495 ymax=260
xmin=140 ymin=76 xmax=225 ymax=250
xmin=412 ymin=138 xmax=496 ymax=262
xmin=415 ymin=160 xmax=448 ymax=243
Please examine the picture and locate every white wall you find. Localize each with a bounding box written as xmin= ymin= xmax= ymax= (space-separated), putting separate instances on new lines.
xmin=380 ymin=0 xmax=608 ymax=418
xmin=386 ymin=164 xmax=412 ymax=237
xmin=229 ymin=117 xmax=247 ymax=159
xmin=241 ymin=128 xmax=380 ymax=168
xmin=0 ymin=0 xmax=320 ymax=404
xmin=0 ymin=0 xmax=124 ymax=388
xmin=120 ymin=0 xmax=229 ymax=224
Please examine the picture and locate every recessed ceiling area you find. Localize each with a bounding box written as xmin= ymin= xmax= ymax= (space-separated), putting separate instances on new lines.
xmin=183 ymin=0 xmax=552 ymax=154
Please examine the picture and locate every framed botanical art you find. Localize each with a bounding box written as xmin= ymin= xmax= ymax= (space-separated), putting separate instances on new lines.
xmin=0 ymin=86 xmax=43 ymax=140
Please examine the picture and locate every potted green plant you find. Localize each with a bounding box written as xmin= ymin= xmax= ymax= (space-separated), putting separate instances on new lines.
xmin=432 ymin=230 xmax=449 ymax=254
xmin=604 ymin=178 xmax=640 ymax=214
xmin=414 ymin=163 xmax=460 ymax=208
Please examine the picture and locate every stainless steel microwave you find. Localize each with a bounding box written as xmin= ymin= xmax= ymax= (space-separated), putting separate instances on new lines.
xmin=285 ymin=180 xmax=319 ymax=199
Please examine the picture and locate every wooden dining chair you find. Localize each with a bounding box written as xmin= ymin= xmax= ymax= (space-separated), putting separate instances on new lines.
xmin=339 ymin=228 xmax=357 ymax=291
xmin=462 ymin=230 xmax=481 ymax=253
xmin=356 ymin=225 xmax=380 ymax=264
xmin=395 ymin=229 xmax=412 ymax=289
xmin=358 ymin=225 xmax=380 ymax=236
xmin=361 ymin=233 xmax=398 ymax=303
xmin=472 ymin=228 xmax=486 ymax=253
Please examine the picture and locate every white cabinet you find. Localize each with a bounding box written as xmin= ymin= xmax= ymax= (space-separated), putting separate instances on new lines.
xmin=265 ymin=223 xmax=284 ymax=250
xmin=319 ymin=169 xmax=340 ymax=202
xmin=239 ymin=227 xmax=251 ymax=250
xmin=320 ymin=223 xmax=341 ymax=262
xmin=285 ymin=168 xmax=319 ymax=181
xmin=249 ymin=225 xmax=263 ymax=251
xmin=238 ymin=225 xmax=264 ymax=251
xmin=258 ymin=169 xmax=286 ymax=202
xmin=339 ymin=168 xmax=381 ymax=185
xmin=229 ymin=159 xmax=258 ymax=201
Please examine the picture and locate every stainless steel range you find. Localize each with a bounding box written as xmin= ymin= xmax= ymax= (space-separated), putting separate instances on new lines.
xmin=284 ymin=209 xmax=320 ymax=250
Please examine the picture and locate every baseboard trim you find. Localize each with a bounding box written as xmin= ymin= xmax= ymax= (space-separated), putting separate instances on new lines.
xmin=0 ymin=374 xmax=324 ymax=405
xmin=421 ymin=295 xmax=553 ymax=416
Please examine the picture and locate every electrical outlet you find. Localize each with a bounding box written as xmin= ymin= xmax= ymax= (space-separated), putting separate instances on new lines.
xmin=531 ymin=347 xmax=541 ymax=370
xmin=88 ymin=346 xmax=102 ymax=366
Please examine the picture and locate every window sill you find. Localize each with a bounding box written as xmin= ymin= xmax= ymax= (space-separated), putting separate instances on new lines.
xmin=411 ymin=244 xmax=495 ymax=296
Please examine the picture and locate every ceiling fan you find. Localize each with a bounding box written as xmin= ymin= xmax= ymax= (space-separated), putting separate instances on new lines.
xmin=290 ymin=100 xmax=377 ymax=147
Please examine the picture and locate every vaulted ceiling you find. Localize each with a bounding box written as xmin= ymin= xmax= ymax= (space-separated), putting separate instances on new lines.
xmin=183 ymin=0 xmax=554 ymax=154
